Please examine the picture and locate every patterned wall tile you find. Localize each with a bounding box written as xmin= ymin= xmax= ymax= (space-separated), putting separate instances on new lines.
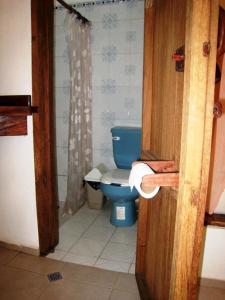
xmin=54 ymin=1 xmax=144 ymax=196
xmin=102 ymin=46 xmax=117 ymax=63
xmin=101 ymin=79 xmax=116 ymax=94
xmin=102 ymin=13 xmax=118 ymax=29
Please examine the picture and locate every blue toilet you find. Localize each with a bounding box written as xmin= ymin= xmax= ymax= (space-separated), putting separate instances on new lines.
xmin=100 ymin=127 xmax=141 ymax=227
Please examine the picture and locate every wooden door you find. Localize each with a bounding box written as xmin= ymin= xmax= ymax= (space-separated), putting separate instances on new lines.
xmin=31 ymin=0 xmax=59 ymax=255
xmin=136 ymin=0 xmax=218 ymax=299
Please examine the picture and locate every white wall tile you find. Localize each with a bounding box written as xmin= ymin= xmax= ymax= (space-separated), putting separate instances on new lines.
xmin=56 ymin=117 xmax=69 ymax=147
xmin=54 ymin=1 xmax=144 ymax=198
xmin=55 ymin=87 xmax=70 ymax=118
xmin=56 ymin=147 xmax=68 ymax=176
xmin=57 ymin=175 xmax=67 ymax=202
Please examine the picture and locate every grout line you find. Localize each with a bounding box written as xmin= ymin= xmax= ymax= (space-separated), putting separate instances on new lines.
xmin=61 ymin=210 xmax=105 ymax=257
xmin=94 ymin=225 xmax=117 ymax=268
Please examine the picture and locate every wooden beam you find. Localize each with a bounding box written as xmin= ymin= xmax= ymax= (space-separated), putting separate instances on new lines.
xmin=220 ymin=0 xmax=225 ymax=10
xmin=142 ymin=0 xmax=154 ymax=151
xmin=170 ymin=1 xmax=219 ymax=299
xmin=205 ymin=213 xmax=225 ymax=227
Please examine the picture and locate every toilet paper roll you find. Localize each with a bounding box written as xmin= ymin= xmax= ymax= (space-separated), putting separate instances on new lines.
xmin=129 ymin=163 xmax=160 ymax=199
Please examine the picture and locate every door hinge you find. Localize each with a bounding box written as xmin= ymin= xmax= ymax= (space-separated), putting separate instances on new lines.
xmin=172 ymin=46 xmax=185 ymax=72
xmin=203 ymin=41 xmax=211 ymax=57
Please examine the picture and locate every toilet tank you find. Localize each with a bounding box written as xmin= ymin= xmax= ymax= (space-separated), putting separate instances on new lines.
xmin=111 ymin=127 xmax=141 ymax=169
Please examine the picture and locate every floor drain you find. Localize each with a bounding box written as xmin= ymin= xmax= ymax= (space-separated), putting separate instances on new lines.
xmin=47 ymin=272 xmax=63 ymax=282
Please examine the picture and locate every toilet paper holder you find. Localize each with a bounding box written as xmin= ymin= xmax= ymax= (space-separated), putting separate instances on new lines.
xmin=134 ymin=160 xmax=179 ymax=188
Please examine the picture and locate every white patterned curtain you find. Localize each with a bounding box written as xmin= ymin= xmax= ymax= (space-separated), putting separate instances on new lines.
xmin=63 ymin=13 xmax=92 ymax=215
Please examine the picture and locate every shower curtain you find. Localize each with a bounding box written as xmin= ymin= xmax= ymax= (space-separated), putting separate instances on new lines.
xmin=63 ymin=13 xmax=93 ymax=215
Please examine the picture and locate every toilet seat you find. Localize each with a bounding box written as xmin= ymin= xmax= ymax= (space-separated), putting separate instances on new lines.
xmin=101 ymin=169 xmax=130 ymax=186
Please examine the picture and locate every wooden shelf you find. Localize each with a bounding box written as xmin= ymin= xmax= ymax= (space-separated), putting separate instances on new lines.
xmin=135 ymin=160 xmax=179 ymax=188
xmin=0 ymin=95 xmax=38 ymax=136
xmin=205 ymin=213 xmax=225 ymax=228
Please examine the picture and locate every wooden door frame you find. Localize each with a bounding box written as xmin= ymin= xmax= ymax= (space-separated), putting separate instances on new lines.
xmin=31 ymin=0 xmax=59 ymax=255
xmin=137 ymin=0 xmax=219 ymax=299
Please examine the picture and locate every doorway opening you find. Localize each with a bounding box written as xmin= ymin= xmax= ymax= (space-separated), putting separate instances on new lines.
xmin=49 ymin=0 xmax=145 ymax=273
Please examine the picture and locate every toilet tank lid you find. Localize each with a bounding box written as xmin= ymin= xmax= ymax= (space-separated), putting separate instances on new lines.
xmin=101 ymin=169 xmax=130 ymax=186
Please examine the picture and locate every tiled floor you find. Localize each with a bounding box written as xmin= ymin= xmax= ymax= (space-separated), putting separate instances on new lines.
xmin=49 ymin=201 xmax=136 ymax=273
xmin=0 ymin=247 xmax=140 ymax=300
xmin=0 ymin=247 xmax=225 ymax=300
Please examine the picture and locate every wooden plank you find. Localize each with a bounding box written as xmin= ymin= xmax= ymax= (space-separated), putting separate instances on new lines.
xmin=205 ymin=213 xmax=225 ymax=227
xmin=220 ymin=0 xmax=225 ymax=10
xmin=170 ymin=1 xmax=219 ymax=299
xmin=0 ymin=106 xmax=37 ymax=116
xmin=0 ymin=95 xmax=31 ymax=106
xmin=142 ymin=173 xmax=179 ymax=187
xmin=31 ymin=0 xmax=59 ymax=255
xmin=140 ymin=0 xmax=186 ymax=298
xmin=142 ymin=0 xmax=154 ymax=151
xmin=0 ymin=116 xmax=27 ymax=136
xmin=136 ymin=0 xmax=154 ymax=281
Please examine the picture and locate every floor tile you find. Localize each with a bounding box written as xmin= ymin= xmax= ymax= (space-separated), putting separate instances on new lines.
xmin=47 ymin=250 xmax=67 ymax=260
xmin=111 ymin=227 xmax=137 ymax=245
xmin=129 ymin=263 xmax=135 ymax=274
xmin=95 ymin=258 xmax=130 ymax=273
xmin=198 ymin=286 xmax=225 ymax=300
xmin=39 ymin=280 xmax=111 ymax=300
xmin=101 ymin=242 xmax=135 ymax=263
xmin=83 ymin=225 xmax=115 ymax=242
xmin=0 ymin=265 xmax=48 ymax=300
xmin=0 ymin=247 xmax=18 ymax=265
xmin=69 ymin=238 xmax=107 ymax=257
xmin=61 ymin=262 xmax=119 ymax=288
xmin=59 ymin=220 xmax=88 ymax=236
xmin=8 ymin=253 xmax=64 ymax=275
xmin=63 ymin=253 xmax=97 ymax=266
xmin=92 ymin=213 xmax=115 ymax=228
xmin=56 ymin=232 xmax=81 ymax=251
xmin=109 ymin=289 xmax=141 ymax=300
xmin=114 ymin=273 xmax=139 ymax=293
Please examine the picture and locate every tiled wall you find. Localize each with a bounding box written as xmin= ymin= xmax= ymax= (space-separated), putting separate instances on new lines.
xmin=54 ymin=1 xmax=144 ymax=202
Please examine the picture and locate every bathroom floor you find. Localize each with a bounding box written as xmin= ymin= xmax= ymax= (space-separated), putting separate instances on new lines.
xmin=1 ymin=248 xmax=225 ymax=300
xmin=47 ymin=201 xmax=136 ymax=273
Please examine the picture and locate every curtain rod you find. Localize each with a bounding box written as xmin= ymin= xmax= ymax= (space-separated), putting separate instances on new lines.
xmin=55 ymin=0 xmax=143 ymax=9
xmin=56 ymin=0 xmax=90 ymax=23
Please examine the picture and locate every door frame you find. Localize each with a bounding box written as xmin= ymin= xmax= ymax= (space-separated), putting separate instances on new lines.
xmin=137 ymin=0 xmax=219 ymax=299
xmin=31 ymin=0 xmax=59 ymax=255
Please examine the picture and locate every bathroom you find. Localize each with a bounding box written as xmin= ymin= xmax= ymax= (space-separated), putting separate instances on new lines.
xmin=51 ymin=0 xmax=144 ymax=272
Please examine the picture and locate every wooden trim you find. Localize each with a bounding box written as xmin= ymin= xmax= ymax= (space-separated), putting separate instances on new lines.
xmin=220 ymin=0 xmax=225 ymax=10
xmin=0 ymin=95 xmax=37 ymax=136
xmin=136 ymin=0 xmax=154 ymax=285
xmin=170 ymin=1 xmax=219 ymax=299
xmin=31 ymin=0 xmax=59 ymax=255
xmin=205 ymin=213 xmax=225 ymax=227
xmin=142 ymin=2 xmax=154 ymax=151
xmin=0 ymin=241 xmax=39 ymax=256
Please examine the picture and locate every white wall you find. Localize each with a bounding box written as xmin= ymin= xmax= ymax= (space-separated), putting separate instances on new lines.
xmin=201 ymin=227 xmax=225 ymax=280
xmin=0 ymin=0 xmax=39 ymax=250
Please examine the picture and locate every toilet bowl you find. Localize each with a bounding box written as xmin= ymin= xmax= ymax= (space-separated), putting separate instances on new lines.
xmin=99 ymin=127 xmax=141 ymax=227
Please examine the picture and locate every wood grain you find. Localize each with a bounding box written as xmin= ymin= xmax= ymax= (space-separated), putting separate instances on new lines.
xmin=0 ymin=116 xmax=27 ymax=136
xmin=137 ymin=0 xmax=186 ymax=299
xmin=31 ymin=0 xmax=59 ymax=255
xmin=170 ymin=1 xmax=218 ymax=299
xmin=205 ymin=213 xmax=225 ymax=227
xmin=142 ymin=1 xmax=154 ymax=151
xmin=207 ymin=8 xmax=225 ymax=214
